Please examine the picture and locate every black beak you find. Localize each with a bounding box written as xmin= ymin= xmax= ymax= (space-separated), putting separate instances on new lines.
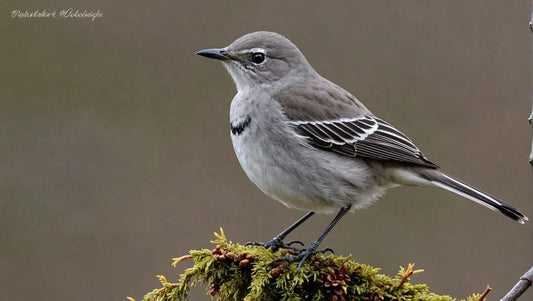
xmin=196 ymin=48 xmax=231 ymax=61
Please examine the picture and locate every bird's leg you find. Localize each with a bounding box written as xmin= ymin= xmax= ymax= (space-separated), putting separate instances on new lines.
xmin=271 ymin=205 xmax=351 ymax=272
xmin=246 ymin=211 xmax=315 ymax=251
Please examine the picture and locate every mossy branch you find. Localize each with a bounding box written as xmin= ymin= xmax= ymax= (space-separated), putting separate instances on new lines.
xmin=132 ymin=228 xmax=488 ymax=301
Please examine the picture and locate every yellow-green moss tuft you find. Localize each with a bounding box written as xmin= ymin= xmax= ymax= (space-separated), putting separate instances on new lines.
xmin=139 ymin=229 xmax=479 ymax=301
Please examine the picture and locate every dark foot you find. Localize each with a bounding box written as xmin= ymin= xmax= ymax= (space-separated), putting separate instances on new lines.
xmin=270 ymin=241 xmax=325 ymax=272
xmin=319 ymin=247 xmax=334 ymax=255
xmin=245 ymin=237 xmax=305 ymax=253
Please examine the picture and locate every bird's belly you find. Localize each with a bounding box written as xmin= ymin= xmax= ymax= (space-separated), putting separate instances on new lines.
xmin=231 ymin=129 xmax=385 ymax=213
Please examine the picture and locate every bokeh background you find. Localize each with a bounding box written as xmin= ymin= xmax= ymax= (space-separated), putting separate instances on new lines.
xmin=1 ymin=1 xmax=532 ymax=300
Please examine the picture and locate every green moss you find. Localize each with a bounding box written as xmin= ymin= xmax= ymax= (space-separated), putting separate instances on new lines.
xmin=138 ymin=229 xmax=480 ymax=301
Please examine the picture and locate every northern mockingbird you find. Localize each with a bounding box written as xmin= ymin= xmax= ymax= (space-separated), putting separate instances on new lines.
xmin=197 ymin=31 xmax=528 ymax=270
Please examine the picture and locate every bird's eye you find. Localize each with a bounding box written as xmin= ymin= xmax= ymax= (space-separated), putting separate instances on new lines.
xmin=251 ymin=52 xmax=265 ymax=64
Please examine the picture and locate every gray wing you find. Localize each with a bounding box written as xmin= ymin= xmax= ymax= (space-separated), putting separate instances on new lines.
xmin=287 ymin=116 xmax=437 ymax=168
xmin=275 ymin=82 xmax=437 ymax=168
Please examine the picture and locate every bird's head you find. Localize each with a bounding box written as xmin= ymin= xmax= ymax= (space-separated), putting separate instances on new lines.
xmin=197 ymin=31 xmax=317 ymax=92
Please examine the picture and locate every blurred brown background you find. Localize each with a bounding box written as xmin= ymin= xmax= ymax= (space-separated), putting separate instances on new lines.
xmin=1 ymin=1 xmax=532 ymax=300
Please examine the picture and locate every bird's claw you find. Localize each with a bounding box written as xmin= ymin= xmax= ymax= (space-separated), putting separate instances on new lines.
xmin=269 ymin=247 xmax=315 ymax=272
xmin=285 ymin=240 xmax=304 ymax=247
xmin=269 ymin=242 xmax=331 ymax=273
xmin=245 ymin=238 xmax=304 ymax=252
xmin=319 ymin=247 xmax=334 ymax=255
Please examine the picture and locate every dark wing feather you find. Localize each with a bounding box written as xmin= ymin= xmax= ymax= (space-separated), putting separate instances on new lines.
xmin=288 ymin=116 xmax=438 ymax=168
xmin=275 ymin=80 xmax=437 ymax=168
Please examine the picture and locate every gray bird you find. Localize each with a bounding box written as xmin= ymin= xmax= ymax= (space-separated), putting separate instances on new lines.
xmin=197 ymin=31 xmax=528 ymax=270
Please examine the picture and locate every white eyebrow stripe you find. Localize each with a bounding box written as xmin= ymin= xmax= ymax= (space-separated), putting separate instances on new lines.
xmin=248 ymin=47 xmax=266 ymax=54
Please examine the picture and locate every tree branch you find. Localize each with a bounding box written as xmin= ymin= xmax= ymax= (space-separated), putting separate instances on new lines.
xmin=500 ymin=265 xmax=533 ymax=301
xmin=529 ymin=2 xmax=533 ymax=164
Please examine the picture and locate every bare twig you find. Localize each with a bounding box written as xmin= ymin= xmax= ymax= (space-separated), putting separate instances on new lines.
xmin=500 ymin=265 xmax=533 ymax=301
xmin=529 ymin=4 xmax=533 ymax=164
xmin=479 ymin=285 xmax=492 ymax=301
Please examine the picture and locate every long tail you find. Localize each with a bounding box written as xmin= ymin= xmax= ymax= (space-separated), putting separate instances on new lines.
xmin=429 ymin=173 xmax=528 ymax=224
